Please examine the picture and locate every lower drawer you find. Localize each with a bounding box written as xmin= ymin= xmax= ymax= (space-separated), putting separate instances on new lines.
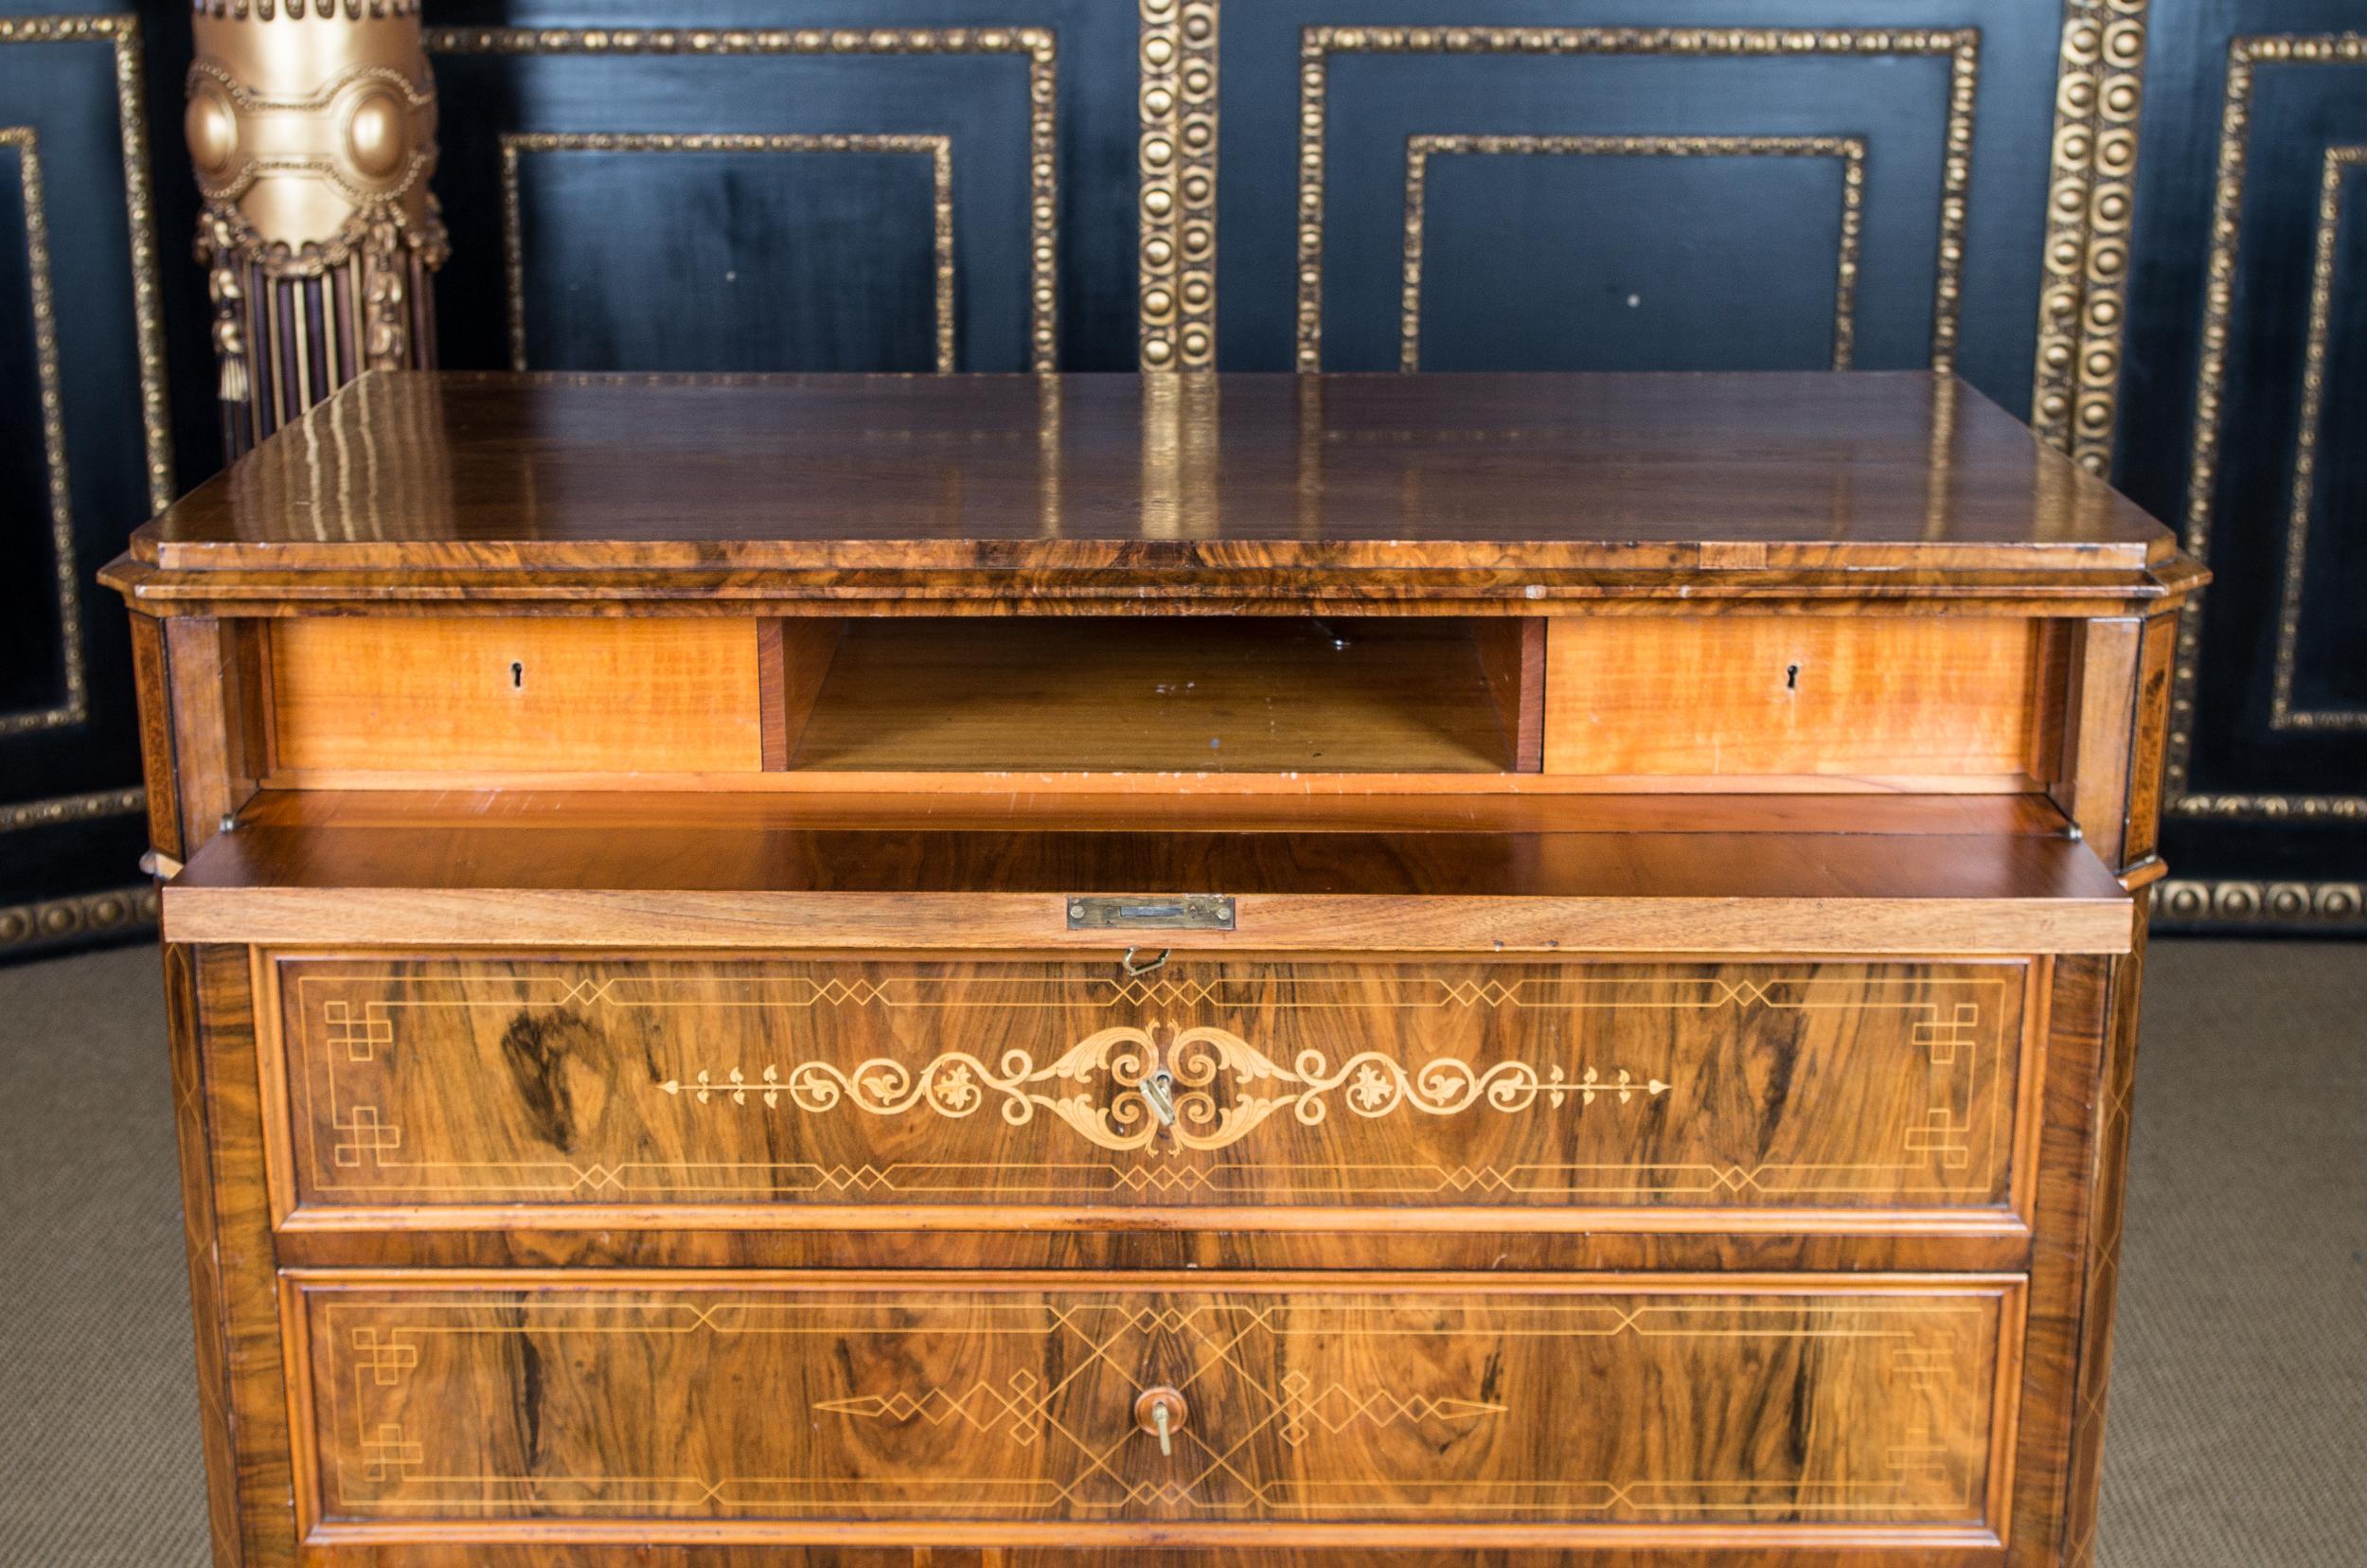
xmin=285 ymin=1271 xmax=2020 ymax=1547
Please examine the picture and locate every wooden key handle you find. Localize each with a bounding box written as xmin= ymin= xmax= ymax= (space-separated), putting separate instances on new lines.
xmin=1134 ymin=1387 xmax=1188 ymax=1456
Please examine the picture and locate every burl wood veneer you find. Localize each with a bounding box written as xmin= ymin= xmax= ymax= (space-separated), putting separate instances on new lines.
xmin=105 ymin=371 xmax=2200 ymax=1568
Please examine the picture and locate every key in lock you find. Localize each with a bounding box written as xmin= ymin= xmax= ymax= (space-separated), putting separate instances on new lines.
xmin=1142 ymin=1068 xmax=1177 ymax=1127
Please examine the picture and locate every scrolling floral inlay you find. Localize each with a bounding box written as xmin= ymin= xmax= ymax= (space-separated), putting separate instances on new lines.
xmin=662 ymin=1023 xmax=1668 ymax=1154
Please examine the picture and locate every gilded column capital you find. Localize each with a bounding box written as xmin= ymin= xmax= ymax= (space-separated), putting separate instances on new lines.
xmin=187 ymin=0 xmax=446 ymax=451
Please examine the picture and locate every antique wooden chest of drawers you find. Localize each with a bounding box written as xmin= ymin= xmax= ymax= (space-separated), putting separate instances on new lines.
xmin=105 ymin=370 xmax=2201 ymax=1567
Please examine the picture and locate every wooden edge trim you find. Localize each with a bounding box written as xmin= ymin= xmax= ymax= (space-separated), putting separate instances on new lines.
xmin=105 ymin=579 xmax=2184 ymax=616
xmin=164 ymin=891 xmax=2139 ymax=954
xmin=276 ymin=1264 xmax=2029 ymax=1291
xmin=1987 ymin=1274 xmax=2034 ymax=1548
xmin=2008 ymin=957 xmax=2055 ymax=1229
xmin=755 ymin=619 xmax=789 ymax=770
xmin=277 ymin=1270 xmax=324 ymax=1546
xmin=252 ymin=948 xmax=299 ymax=1232
xmin=298 ymin=1520 xmax=2007 ymax=1551
xmin=270 ymin=1202 xmax=2038 ymax=1238
xmin=297 ymin=1514 xmax=2011 ymax=1553
xmin=253 ymin=767 xmax=2054 ymax=795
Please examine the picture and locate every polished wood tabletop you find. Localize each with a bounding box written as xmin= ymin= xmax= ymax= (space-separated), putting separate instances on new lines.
xmin=120 ymin=370 xmax=2180 ymax=586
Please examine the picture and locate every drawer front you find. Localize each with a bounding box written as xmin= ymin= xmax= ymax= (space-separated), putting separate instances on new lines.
xmin=288 ymin=1274 xmax=2015 ymax=1538
xmin=272 ymin=953 xmax=2029 ymax=1221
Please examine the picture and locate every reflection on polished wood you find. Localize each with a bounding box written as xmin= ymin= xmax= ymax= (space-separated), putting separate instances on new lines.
xmin=163 ymin=815 xmax=2137 ymax=954
xmin=117 ymin=371 xmax=2176 ymax=582
xmin=287 ymin=1274 xmax=2014 ymax=1540
xmin=105 ymin=371 xmax=2199 ymax=1565
xmin=272 ymin=953 xmax=2025 ymax=1220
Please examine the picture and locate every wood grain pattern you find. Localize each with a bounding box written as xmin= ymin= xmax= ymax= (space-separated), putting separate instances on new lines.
xmin=98 ymin=371 xmax=2210 ymax=1567
xmin=2116 ymin=613 xmax=2179 ymax=876
xmin=271 ymin=1545 xmax=2008 ymax=1568
xmin=265 ymin=1226 xmax=2035 ymax=1277
xmin=185 ymin=945 xmax=302 ymax=1566
xmin=164 ymin=618 xmax=262 ymax=857
xmin=283 ymin=1272 xmax=2017 ymax=1542
xmin=1474 ymin=618 xmax=1547 ymax=773
xmin=267 ymin=954 xmax=2029 ymax=1224
xmin=2000 ymin=953 xmax=2112 ymax=1567
xmin=163 ymin=946 xmax=244 ymax=1565
xmin=131 ymin=614 xmax=186 ymax=863
xmin=269 ymin=617 xmax=763 ymax=775
xmin=240 ymin=786 xmax=2077 ymax=837
xmin=161 ymin=820 xmax=2137 ymax=956
xmin=117 ymin=373 xmax=2174 ymax=578
xmin=1542 ymin=618 xmax=2061 ymax=783
xmin=766 ymin=618 xmax=846 ymax=771
xmin=2054 ymin=620 xmax=2142 ymax=875
xmin=791 ymin=617 xmax=1515 ymax=775
xmin=2057 ymin=927 xmax=2147 ymax=1567
xmin=755 ymin=621 xmax=791 ymax=771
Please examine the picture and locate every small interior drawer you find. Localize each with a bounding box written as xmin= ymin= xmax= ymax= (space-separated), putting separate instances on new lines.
xmin=268 ymin=616 xmax=764 ymax=775
xmin=1542 ymin=615 xmax=2067 ymax=786
xmin=284 ymin=1270 xmax=2019 ymax=1544
xmin=258 ymin=613 xmax=2071 ymax=793
xmin=264 ymin=952 xmax=2036 ymax=1228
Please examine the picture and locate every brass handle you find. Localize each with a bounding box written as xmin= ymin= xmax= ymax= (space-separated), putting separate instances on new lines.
xmin=1134 ymin=1386 xmax=1187 ymax=1456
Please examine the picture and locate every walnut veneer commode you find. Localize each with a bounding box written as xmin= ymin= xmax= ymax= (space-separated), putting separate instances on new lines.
xmin=104 ymin=371 xmax=2203 ymax=1568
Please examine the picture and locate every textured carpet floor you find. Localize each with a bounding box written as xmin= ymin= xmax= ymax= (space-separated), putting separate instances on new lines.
xmin=0 ymin=939 xmax=2358 ymax=1566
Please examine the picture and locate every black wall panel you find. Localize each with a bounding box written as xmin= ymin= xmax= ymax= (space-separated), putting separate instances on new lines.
xmin=1 ymin=2 xmax=2358 ymax=948
xmin=0 ymin=6 xmax=189 ymax=957
xmin=427 ymin=0 xmax=1147 ymax=374
xmin=2118 ymin=4 xmax=2367 ymax=925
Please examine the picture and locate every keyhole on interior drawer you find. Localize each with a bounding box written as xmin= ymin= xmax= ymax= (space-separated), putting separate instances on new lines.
xmin=510 ymin=661 xmax=525 ymax=691
xmin=1144 ymin=1070 xmax=1177 ymax=1127
xmin=1785 ymin=663 xmax=1800 ymax=691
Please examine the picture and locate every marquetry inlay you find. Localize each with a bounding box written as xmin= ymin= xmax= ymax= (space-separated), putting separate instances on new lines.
xmin=661 ymin=1022 xmax=1668 ymax=1154
xmin=276 ymin=958 xmax=2023 ymax=1214
xmin=296 ymin=1283 xmax=2005 ymax=1525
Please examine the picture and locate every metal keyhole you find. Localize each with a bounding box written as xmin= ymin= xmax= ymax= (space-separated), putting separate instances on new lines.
xmin=1144 ymin=1069 xmax=1176 ymax=1126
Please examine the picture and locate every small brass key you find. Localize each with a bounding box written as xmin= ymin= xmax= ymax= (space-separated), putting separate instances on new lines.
xmin=1135 ymin=1387 xmax=1187 ymax=1455
xmin=1143 ymin=1069 xmax=1177 ymax=1127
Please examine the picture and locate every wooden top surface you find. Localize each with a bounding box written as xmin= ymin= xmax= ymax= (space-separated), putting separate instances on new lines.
xmin=111 ymin=370 xmax=2192 ymax=606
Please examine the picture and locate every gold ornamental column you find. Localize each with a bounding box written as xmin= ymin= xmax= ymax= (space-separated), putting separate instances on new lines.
xmin=186 ymin=0 xmax=446 ymax=456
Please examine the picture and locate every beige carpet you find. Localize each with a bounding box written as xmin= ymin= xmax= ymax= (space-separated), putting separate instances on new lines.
xmin=0 ymin=940 xmax=2358 ymax=1566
